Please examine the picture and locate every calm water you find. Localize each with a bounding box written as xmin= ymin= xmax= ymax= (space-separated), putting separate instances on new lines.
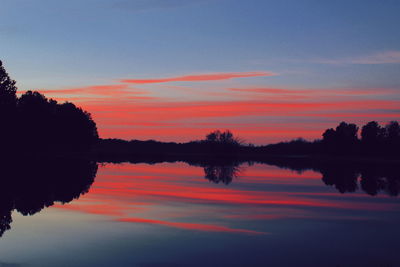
xmin=0 ymin=160 xmax=399 ymax=267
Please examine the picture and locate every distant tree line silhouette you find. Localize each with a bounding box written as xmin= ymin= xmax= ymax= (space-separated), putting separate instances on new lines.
xmin=258 ymin=121 xmax=400 ymax=157
xmin=321 ymin=121 xmax=400 ymax=156
xmin=0 ymin=60 xmax=98 ymax=153
xmin=95 ymin=130 xmax=244 ymax=158
xmin=96 ymin=121 xmax=400 ymax=160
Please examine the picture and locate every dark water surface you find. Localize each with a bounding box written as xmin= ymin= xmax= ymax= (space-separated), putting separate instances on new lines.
xmin=0 ymin=160 xmax=399 ymax=267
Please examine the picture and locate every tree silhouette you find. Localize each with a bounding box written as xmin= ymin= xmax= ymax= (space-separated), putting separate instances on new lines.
xmin=16 ymin=91 xmax=98 ymax=152
xmin=335 ymin=122 xmax=359 ymax=145
xmin=322 ymin=122 xmax=359 ymax=154
xmin=0 ymin=60 xmax=17 ymax=109
xmin=361 ymin=121 xmax=385 ymax=144
xmin=0 ymin=60 xmax=98 ymax=154
xmin=386 ymin=121 xmax=400 ymax=142
xmin=360 ymin=121 xmax=386 ymax=155
xmin=385 ymin=121 xmax=400 ymax=155
xmin=0 ymin=60 xmax=18 ymax=149
xmin=54 ymin=102 xmax=99 ymax=151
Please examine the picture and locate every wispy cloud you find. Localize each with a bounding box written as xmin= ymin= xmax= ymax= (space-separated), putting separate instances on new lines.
xmin=18 ymin=84 xmax=154 ymax=100
xmin=229 ymin=88 xmax=313 ymax=94
xmin=228 ymin=87 xmax=398 ymax=96
xmin=316 ymin=50 xmax=400 ymax=65
xmin=121 ymin=71 xmax=276 ymax=84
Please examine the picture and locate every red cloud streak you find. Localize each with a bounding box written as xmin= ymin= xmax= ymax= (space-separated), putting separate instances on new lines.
xmin=81 ymin=99 xmax=400 ymax=142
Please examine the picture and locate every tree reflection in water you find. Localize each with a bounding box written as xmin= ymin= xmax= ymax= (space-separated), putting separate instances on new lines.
xmin=203 ymin=163 xmax=243 ymax=185
xmin=0 ymin=158 xmax=98 ymax=237
xmin=199 ymin=159 xmax=400 ymax=196
xmin=256 ymin=158 xmax=400 ymax=196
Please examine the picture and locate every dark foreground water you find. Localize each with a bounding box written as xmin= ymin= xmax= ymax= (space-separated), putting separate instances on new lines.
xmin=0 ymin=160 xmax=399 ymax=267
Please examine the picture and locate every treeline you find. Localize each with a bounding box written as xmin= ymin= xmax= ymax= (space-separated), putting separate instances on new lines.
xmin=0 ymin=60 xmax=98 ymax=153
xmin=262 ymin=121 xmax=400 ymax=157
xmin=322 ymin=121 xmax=400 ymax=156
xmin=95 ymin=130 xmax=243 ymax=160
xmin=97 ymin=122 xmax=400 ymax=160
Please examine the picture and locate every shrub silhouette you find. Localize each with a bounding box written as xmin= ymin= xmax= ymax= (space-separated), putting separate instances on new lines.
xmin=0 ymin=60 xmax=98 ymax=153
xmin=205 ymin=130 xmax=242 ymax=145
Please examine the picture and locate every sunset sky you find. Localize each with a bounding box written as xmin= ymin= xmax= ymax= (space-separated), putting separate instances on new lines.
xmin=1 ymin=0 xmax=399 ymax=144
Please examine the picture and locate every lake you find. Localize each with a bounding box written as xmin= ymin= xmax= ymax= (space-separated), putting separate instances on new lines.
xmin=0 ymin=159 xmax=399 ymax=267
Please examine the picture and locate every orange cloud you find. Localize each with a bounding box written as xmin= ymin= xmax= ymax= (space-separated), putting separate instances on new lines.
xmin=121 ymin=71 xmax=276 ymax=84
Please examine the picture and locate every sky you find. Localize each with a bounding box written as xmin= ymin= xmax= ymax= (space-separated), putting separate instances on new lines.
xmin=1 ymin=0 xmax=399 ymax=144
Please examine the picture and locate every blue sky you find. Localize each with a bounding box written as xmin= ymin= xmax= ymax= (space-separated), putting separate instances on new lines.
xmin=1 ymin=0 xmax=399 ymax=143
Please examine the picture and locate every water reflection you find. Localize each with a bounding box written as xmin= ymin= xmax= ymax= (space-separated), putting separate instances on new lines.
xmin=0 ymin=157 xmax=399 ymax=237
xmin=1 ymin=159 xmax=400 ymax=266
xmin=0 ymin=158 xmax=98 ymax=237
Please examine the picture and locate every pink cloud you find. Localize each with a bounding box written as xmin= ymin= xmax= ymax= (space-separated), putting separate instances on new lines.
xmin=120 ymin=71 xmax=276 ymax=84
